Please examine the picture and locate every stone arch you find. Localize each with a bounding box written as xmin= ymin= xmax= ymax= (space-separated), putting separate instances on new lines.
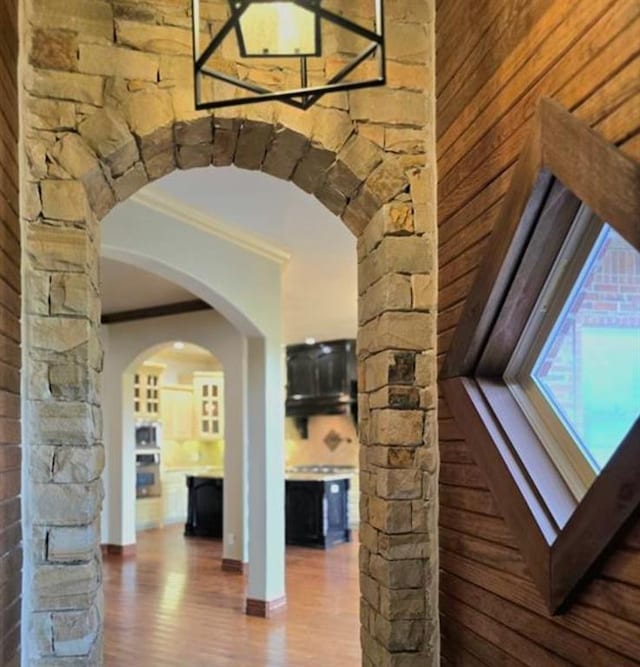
xmin=22 ymin=2 xmax=438 ymax=663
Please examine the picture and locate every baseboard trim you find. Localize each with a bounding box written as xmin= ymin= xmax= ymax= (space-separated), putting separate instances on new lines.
xmin=246 ymin=596 xmax=287 ymax=618
xmin=221 ymin=558 xmax=246 ymax=574
xmin=102 ymin=544 xmax=137 ymax=557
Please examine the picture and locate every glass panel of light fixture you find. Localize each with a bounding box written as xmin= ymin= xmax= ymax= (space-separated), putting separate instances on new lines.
xmin=239 ymin=1 xmax=318 ymax=57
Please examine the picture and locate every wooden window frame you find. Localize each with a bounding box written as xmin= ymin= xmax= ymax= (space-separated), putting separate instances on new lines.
xmin=440 ymin=98 xmax=640 ymax=613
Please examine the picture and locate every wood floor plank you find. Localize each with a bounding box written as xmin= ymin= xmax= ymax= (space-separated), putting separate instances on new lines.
xmin=104 ymin=525 xmax=361 ymax=667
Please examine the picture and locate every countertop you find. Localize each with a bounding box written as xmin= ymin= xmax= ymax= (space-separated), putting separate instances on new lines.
xmin=181 ymin=470 xmax=354 ymax=482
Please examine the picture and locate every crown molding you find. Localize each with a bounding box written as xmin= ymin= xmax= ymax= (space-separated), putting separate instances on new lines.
xmin=131 ymin=187 xmax=291 ymax=266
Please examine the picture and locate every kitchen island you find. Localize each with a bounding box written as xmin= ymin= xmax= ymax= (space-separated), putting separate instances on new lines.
xmin=184 ymin=471 xmax=352 ymax=548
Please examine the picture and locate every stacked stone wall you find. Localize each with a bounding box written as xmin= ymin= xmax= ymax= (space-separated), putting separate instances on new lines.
xmin=1 ymin=1 xmax=22 ymax=665
xmin=21 ymin=0 xmax=438 ymax=664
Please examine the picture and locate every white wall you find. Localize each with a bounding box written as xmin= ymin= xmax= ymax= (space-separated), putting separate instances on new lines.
xmin=101 ymin=310 xmax=249 ymax=564
xmin=101 ymin=201 xmax=286 ymax=603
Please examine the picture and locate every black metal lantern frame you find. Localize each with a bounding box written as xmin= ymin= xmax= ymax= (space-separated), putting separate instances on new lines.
xmin=192 ymin=0 xmax=386 ymax=110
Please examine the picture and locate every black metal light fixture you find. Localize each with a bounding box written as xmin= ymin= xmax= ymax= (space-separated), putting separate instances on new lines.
xmin=192 ymin=0 xmax=385 ymax=110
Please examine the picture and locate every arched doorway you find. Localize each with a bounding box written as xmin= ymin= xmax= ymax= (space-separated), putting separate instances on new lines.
xmin=21 ymin=2 xmax=438 ymax=661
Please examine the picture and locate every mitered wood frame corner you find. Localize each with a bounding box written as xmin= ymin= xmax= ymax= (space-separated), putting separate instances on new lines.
xmin=440 ymin=97 xmax=640 ymax=614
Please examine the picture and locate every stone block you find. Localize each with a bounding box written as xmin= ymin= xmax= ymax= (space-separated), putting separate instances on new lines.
xmin=374 ymin=613 xmax=424 ymax=652
xmin=376 ymin=468 xmax=422 ymax=500
xmin=48 ymin=362 xmax=91 ymax=402
xmin=292 ymin=145 xmax=335 ymax=193
xmin=350 ymin=88 xmax=427 ymax=126
xmin=212 ymin=118 xmax=240 ymax=167
xmin=50 ymin=272 xmax=98 ymax=318
xmin=358 ymin=312 xmax=435 ymax=356
xmin=378 ymin=533 xmax=430 ymax=561
xmin=177 ymin=143 xmax=213 ymax=169
xmin=31 ymin=0 xmax=114 ymax=42
xmin=262 ymin=127 xmax=308 ymax=181
xmin=234 ymin=120 xmax=273 ymax=170
xmin=145 ymin=150 xmax=176 ymax=180
xmin=27 ymin=98 xmax=76 ymax=132
xmin=359 ymin=236 xmax=433 ymax=292
xmin=25 ymin=271 xmax=50 ymax=315
xmin=52 ymin=605 xmax=100 ymax=657
xmin=415 ymin=351 xmax=435 ymax=388
xmin=366 ymin=160 xmax=409 ymax=206
xmin=338 ymin=134 xmax=383 ymax=183
xmin=51 ymin=446 xmax=105 ymax=484
xmin=31 ymin=480 xmax=103 ymax=529
xmin=41 ymin=181 xmax=88 ymax=222
xmin=361 ymin=573 xmax=380 ymax=608
xmin=30 ymin=29 xmax=77 ymax=71
xmin=27 ymin=224 xmax=89 ymax=272
xmin=311 ymin=108 xmax=353 ymax=153
xmin=116 ymin=20 xmax=193 ymax=55
xmin=79 ymin=108 xmax=139 ymax=178
xmin=28 ymin=70 xmax=104 ymax=106
xmin=111 ymin=163 xmax=147 ymax=202
xmin=386 ymin=126 xmax=426 ymax=154
xmin=48 ymin=524 xmax=97 ymax=563
xmin=325 ymin=160 xmax=361 ymax=199
xmin=78 ymin=44 xmax=159 ymax=82
xmin=359 ymin=273 xmax=411 ymax=324
xmin=369 ymin=554 xmax=424 ymax=589
xmin=27 ymin=400 xmax=97 ymax=447
xmin=175 ymin=117 xmax=214 ymax=146
xmin=125 ymin=90 xmax=174 ymax=144
xmin=315 ymin=180 xmax=348 ymax=216
xmin=30 ymin=317 xmax=90 ymax=355
xmin=370 ymin=410 xmax=423 ymax=446
xmin=33 ymin=560 xmax=100 ymax=611
xmin=411 ymin=273 xmax=435 ymax=311
xmin=368 ymin=497 xmax=412 ymax=533
xmin=386 ymin=22 xmax=429 ymax=64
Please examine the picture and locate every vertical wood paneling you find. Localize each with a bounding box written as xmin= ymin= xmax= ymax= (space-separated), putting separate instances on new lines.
xmin=0 ymin=0 xmax=21 ymax=664
xmin=437 ymin=0 xmax=640 ymax=663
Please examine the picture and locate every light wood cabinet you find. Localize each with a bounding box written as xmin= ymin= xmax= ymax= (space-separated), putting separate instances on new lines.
xmin=160 ymin=385 xmax=194 ymax=441
xmin=193 ymin=372 xmax=224 ymax=440
xmin=134 ymin=363 xmax=165 ymax=420
xmin=162 ymin=471 xmax=189 ymax=525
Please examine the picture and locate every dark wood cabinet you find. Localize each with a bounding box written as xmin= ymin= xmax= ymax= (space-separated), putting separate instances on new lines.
xmin=184 ymin=476 xmax=223 ymax=538
xmin=285 ymin=340 xmax=357 ymax=436
xmin=285 ymin=478 xmax=351 ymax=549
xmin=185 ymin=475 xmax=351 ymax=549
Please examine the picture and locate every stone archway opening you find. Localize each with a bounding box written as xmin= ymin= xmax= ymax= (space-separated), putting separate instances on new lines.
xmin=22 ymin=2 xmax=438 ymax=662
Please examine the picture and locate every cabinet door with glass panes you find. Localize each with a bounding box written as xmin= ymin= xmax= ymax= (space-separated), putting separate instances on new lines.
xmin=193 ymin=372 xmax=224 ymax=440
xmin=134 ymin=364 xmax=165 ymax=421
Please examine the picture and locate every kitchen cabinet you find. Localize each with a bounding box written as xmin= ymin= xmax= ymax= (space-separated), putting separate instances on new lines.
xmin=162 ymin=471 xmax=189 ymax=525
xmin=285 ymin=478 xmax=351 ymax=548
xmin=193 ymin=372 xmax=224 ymax=440
xmin=134 ymin=363 xmax=165 ymax=420
xmin=184 ymin=475 xmax=223 ymax=538
xmin=285 ymin=340 xmax=357 ymax=435
xmin=135 ymin=497 xmax=163 ymax=532
xmin=160 ymin=385 xmax=194 ymax=441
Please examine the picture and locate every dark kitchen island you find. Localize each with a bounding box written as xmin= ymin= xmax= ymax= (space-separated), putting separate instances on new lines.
xmin=184 ymin=472 xmax=351 ymax=548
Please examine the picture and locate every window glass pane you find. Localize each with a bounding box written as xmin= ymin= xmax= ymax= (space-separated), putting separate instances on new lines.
xmin=532 ymin=225 xmax=640 ymax=470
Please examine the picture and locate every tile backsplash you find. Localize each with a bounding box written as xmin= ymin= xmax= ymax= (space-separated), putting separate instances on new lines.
xmin=285 ymin=414 xmax=359 ymax=468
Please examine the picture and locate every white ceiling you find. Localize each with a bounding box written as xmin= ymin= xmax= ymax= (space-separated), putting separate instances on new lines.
xmin=100 ymin=166 xmax=357 ymax=345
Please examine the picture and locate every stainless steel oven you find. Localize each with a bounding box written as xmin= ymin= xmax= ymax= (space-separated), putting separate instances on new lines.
xmin=136 ymin=450 xmax=162 ymax=498
xmin=135 ymin=423 xmax=159 ymax=448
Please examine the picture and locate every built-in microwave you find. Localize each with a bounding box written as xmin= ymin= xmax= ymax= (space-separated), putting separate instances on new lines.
xmin=135 ymin=423 xmax=159 ymax=448
xmin=136 ymin=450 xmax=161 ymax=498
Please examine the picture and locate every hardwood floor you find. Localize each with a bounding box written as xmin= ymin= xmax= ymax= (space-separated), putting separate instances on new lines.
xmin=103 ymin=525 xmax=361 ymax=666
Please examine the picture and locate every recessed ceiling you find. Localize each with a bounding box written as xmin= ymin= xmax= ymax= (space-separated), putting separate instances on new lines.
xmin=100 ymin=166 xmax=357 ymax=345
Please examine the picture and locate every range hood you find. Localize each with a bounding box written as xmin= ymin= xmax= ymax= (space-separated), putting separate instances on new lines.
xmin=285 ymin=339 xmax=357 ymax=438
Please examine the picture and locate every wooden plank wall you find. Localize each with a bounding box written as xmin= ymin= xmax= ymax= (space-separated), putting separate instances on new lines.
xmin=0 ymin=0 xmax=21 ymax=665
xmin=436 ymin=0 xmax=640 ymax=664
